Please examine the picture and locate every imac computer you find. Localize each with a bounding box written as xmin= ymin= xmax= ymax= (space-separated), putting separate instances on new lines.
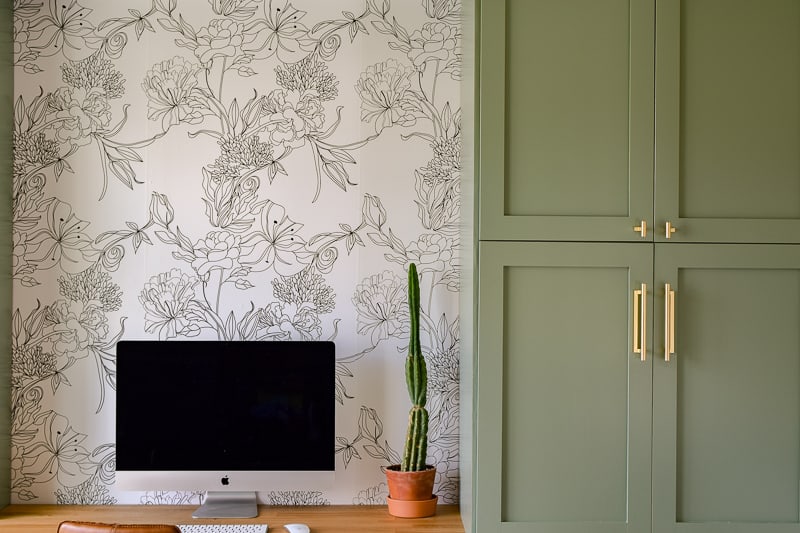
xmin=115 ymin=340 xmax=335 ymax=518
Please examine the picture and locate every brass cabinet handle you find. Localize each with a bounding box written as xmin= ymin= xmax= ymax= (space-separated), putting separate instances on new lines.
xmin=664 ymin=283 xmax=675 ymax=362
xmin=633 ymin=283 xmax=647 ymax=362
xmin=665 ymin=221 xmax=677 ymax=239
xmin=634 ymin=220 xmax=647 ymax=238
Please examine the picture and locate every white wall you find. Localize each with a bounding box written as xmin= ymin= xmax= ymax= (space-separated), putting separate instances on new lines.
xmin=11 ymin=0 xmax=461 ymax=506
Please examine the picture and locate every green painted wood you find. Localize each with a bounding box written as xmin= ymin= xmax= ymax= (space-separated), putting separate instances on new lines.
xmin=653 ymin=244 xmax=800 ymax=532
xmin=476 ymin=242 xmax=652 ymax=533
xmin=479 ymin=0 xmax=654 ymax=242
xmin=655 ymin=0 xmax=800 ymax=243
xmin=461 ymin=0 xmax=478 ymax=530
xmin=0 ymin=0 xmax=12 ymax=508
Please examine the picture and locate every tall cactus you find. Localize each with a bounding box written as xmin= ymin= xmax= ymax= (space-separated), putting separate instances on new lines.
xmin=401 ymin=263 xmax=429 ymax=472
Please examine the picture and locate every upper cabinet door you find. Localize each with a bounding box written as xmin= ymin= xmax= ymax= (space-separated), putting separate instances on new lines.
xmin=655 ymin=0 xmax=800 ymax=243
xmin=479 ymin=0 xmax=655 ymax=242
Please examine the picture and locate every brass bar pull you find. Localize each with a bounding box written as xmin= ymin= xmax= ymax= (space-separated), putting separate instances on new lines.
xmin=633 ymin=283 xmax=647 ymax=361
xmin=664 ymin=283 xmax=675 ymax=362
xmin=634 ymin=220 xmax=647 ymax=238
xmin=641 ymin=283 xmax=647 ymax=362
xmin=665 ymin=221 xmax=677 ymax=239
xmin=633 ymin=288 xmax=641 ymax=355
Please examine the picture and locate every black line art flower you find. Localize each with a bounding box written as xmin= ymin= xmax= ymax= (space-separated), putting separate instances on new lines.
xmin=203 ymin=135 xmax=270 ymax=232
xmin=47 ymin=86 xmax=111 ymax=145
xmin=275 ymin=54 xmax=338 ymax=101
xmin=30 ymin=0 xmax=98 ymax=60
xmin=193 ymin=18 xmax=248 ymax=66
xmin=406 ymin=22 xmax=459 ymax=70
xmin=267 ymin=491 xmax=330 ymax=506
xmin=191 ymin=230 xmax=245 ymax=277
xmin=243 ymin=200 xmax=307 ymax=276
xmin=262 ymin=89 xmax=325 ymax=148
xmin=249 ymin=0 xmax=311 ymax=62
xmin=55 ymin=476 xmax=117 ymax=504
xmin=216 ymin=134 xmax=274 ymax=170
xmin=352 ymin=270 xmax=409 ymax=344
xmin=256 ymin=300 xmax=322 ymax=341
xmin=13 ymin=131 xmax=60 ymax=178
xmin=255 ymin=301 xmax=292 ymax=339
xmin=142 ymin=56 xmax=204 ymax=129
xmin=416 ymin=134 xmax=461 ymax=233
xmin=44 ymin=299 xmax=109 ymax=358
xmin=26 ymin=200 xmax=93 ymax=271
xmin=403 ymin=233 xmax=454 ymax=273
xmin=139 ymin=491 xmax=202 ymax=505
xmin=138 ymin=268 xmax=200 ymax=340
xmin=61 ymin=53 xmax=126 ymax=99
xmin=58 ymin=266 xmax=123 ymax=312
xmin=353 ymin=483 xmax=389 ymax=505
xmin=21 ymin=411 xmax=90 ymax=485
xmin=356 ymin=59 xmax=417 ymax=133
xmin=272 ymin=267 xmax=336 ymax=314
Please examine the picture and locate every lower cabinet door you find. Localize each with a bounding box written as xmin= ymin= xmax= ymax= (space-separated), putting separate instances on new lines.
xmin=476 ymin=242 xmax=653 ymax=532
xmin=653 ymin=244 xmax=800 ymax=532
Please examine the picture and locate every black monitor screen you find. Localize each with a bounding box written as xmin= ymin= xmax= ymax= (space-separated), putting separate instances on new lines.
xmin=116 ymin=340 xmax=335 ymax=472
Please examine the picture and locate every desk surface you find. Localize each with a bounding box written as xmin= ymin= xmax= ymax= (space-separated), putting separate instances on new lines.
xmin=0 ymin=505 xmax=464 ymax=533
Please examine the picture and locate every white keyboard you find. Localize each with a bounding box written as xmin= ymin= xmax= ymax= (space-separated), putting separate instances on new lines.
xmin=178 ymin=525 xmax=268 ymax=533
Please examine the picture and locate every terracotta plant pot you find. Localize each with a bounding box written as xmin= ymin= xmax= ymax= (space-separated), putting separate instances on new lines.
xmin=384 ymin=465 xmax=437 ymax=518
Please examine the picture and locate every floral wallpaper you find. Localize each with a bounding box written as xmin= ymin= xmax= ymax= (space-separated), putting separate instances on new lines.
xmin=11 ymin=0 xmax=461 ymax=505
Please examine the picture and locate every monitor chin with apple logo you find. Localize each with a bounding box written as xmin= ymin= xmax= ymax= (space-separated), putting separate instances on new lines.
xmin=114 ymin=340 xmax=336 ymax=518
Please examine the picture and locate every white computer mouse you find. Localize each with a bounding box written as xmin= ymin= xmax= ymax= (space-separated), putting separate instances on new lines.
xmin=283 ymin=524 xmax=310 ymax=533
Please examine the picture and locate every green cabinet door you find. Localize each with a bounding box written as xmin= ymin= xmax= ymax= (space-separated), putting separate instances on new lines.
xmin=476 ymin=242 xmax=653 ymax=532
xmin=655 ymin=0 xmax=800 ymax=243
xmin=479 ymin=0 xmax=654 ymax=242
xmin=652 ymin=244 xmax=800 ymax=532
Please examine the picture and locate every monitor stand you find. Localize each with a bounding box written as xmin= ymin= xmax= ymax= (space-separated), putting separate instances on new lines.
xmin=192 ymin=491 xmax=258 ymax=518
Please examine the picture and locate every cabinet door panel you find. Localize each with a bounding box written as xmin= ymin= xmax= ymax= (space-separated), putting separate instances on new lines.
xmin=655 ymin=0 xmax=800 ymax=243
xmin=477 ymin=242 xmax=652 ymax=532
xmin=653 ymin=244 xmax=800 ymax=532
xmin=479 ymin=0 xmax=654 ymax=241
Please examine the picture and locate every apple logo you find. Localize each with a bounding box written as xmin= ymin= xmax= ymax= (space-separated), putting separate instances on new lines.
xmin=220 ymin=476 xmax=230 ymax=486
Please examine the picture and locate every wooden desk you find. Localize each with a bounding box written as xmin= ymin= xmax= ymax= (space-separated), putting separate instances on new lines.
xmin=0 ymin=505 xmax=465 ymax=532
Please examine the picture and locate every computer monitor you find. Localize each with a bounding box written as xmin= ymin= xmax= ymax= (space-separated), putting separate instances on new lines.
xmin=115 ymin=340 xmax=335 ymax=518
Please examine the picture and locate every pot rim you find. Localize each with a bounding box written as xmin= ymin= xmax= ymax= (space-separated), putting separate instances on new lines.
xmin=383 ymin=464 xmax=436 ymax=473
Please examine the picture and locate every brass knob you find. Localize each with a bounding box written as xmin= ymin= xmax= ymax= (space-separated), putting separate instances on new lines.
xmin=665 ymin=221 xmax=677 ymax=239
xmin=634 ymin=220 xmax=647 ymax=238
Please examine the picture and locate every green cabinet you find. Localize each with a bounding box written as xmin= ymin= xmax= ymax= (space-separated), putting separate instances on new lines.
xmin=472 ymin=0 xmax=800 ymax=531
xmin=480 ymin=0 xmax=800 ymax=244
